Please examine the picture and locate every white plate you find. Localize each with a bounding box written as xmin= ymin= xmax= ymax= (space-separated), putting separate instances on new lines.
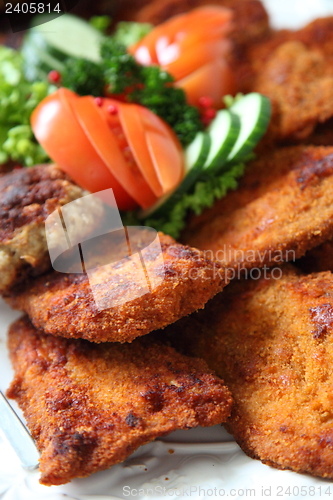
xmin=2 ymin=2 xmax=333 ymax=498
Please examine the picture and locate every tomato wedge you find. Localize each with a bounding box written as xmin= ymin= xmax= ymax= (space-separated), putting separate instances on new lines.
xmin=139 ymin=106 xmax=184 ymax=193
xmin=32 ymin=89 xmax=185 ymax=211
xmin=70 ymin=96 xmax=158 ymax=209
xmin=163 ymin=39 xmax=231 ymax=81
xmin=117 ymin=102 xmax=164 ymax=197
xmin=31 ymin=88 xmax=136 ymax=210
xmin=129 ymin=6 xmax=235 ymax=108
xmin=176 ymin=59 xmax=236 ymax=108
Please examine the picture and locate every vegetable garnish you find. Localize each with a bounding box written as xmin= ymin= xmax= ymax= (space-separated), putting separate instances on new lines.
xmin=0 ymin=11 xmax=271 ymax=240
xmin=0 ymin=46 xmax=51 ymax=166
xmin=112 ymin=21 xmax=153 ymax=47
xmin=129 ymin=6 xmax=236 ymax=108
xmin=60 ymin=38 xmax=203 ymax=147
xmin=31 ymin=88 xmax=184 ymax=210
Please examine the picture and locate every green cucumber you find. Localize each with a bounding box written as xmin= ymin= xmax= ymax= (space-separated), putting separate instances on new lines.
xmin=22 ymin=14 xmax=103 ymax=80
xmin=139 ymin=131 xmax=210 ymax=219
xmin=203 ymin=109 xmax=240 ymax=173
xmin=226 ymin=93 xmax=271 ymax=163
xmin=22 ymin=42 xmax=65 ymax=81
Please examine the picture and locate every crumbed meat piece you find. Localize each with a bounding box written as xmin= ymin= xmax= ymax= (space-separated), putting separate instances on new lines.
xmin=253 ymin=41 xmax=333 ymax=141
xmin=182 ymin=146 xmax=333 ymax=272
xmin=0 ymin=164 xmax=103 ymax=294
xmin=163 ymin=266 xmax=333 ymax=479
xmin=7 ymin=233 xmax=227 ymax=342
xmin=238 ymin=17 xmax=333 ymax=140
xmin=7 ymin=316 xmax=232 ymax=486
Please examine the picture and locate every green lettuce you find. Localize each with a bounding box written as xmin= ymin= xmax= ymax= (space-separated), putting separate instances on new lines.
xmin=0 ymin=46 xmax=51 ymax=166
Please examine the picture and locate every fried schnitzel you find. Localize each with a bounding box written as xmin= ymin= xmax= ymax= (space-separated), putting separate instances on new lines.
xmin=7 ymin=316 xmax=232 ymax=486
xmin=238 ymin=17 xmax=333 ymax=141
xmin=7 ymin=233 xmax=227 ymax=342
xmin=0 ymin=164 xmax=103 ymax=294
xmin=163 ymin=266 xmax=333 ymax=478
xmin=182 ymin=146 xmax=333 ymax=272
xmin=253 ymin=41 xmax=333 ymax=141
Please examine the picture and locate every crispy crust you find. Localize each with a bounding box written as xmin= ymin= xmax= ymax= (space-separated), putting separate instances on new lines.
xmin=7 ymin=233 xmax=227 ymax=342
xmin=237 ymin=17 xmax=333 ymax=141
xmin=0 ymin=165 xmax=100 ymax=293
xmin=163 ymin=267 xmax=333 ymax=478
xmin=7 ymin=316 xmax=232 ymax=486
xmin=253 ymin=41 xmax=333 ymax=141
xmin=182 ymin=146 xmax=333 ymax=270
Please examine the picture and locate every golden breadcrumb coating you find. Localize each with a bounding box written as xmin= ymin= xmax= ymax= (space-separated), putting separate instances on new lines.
xmin=163 ymin=266 xmax=333 ymax=478
xmin=7 ymin=233 xmax=227 ymax=342
xmin=182 ymin=146 xmax=333 ymax=271
xmin=7 ymin=316 xmax=232 ymax=486
xmin=0 ymin=164 xmax=102 ymax=294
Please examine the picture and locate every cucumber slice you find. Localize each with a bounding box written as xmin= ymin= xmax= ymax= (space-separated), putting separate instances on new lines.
xmin=227 ymin=93 xmax=271 ymax=163
xmin=22 ymin=41 xmax=65 ymax=79
xmin=139 ymin=131 xmax=210 ymax=219
xmin=22 ymin=14 xmax=103 ymax=80
xmin=203 ymin=109 xmax=240 ymax=174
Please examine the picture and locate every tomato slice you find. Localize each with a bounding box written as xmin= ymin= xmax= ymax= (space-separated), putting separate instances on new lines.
xmin=139 ymin=106 xmax=184 ymax=193
xmin=130 ymin=6 xmax=233 ymax=70
xmin=117 ymin=102 xmax=164 ymax=197
xmin=31 ymin=88 xmax=136 ymax=210
xmin=129 ymin=12 xmax=190 ymax=64
xmin=176 ymin=58 xmax=236 ymax=108
xmin=71 ymin=96 xmax=158 ymax=209
xmin=163 ymin=39 xmax=230 ymax=80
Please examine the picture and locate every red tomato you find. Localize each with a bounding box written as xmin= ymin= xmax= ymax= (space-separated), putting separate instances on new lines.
xmin=117 ymin=102 xmax=164 ymax=197
xmin=129 ymin=6 xmax=236 ymax=108
xmin=162 ymin=39 xmax=231 ymax=81
xmin=139 ymin=106 xmax=184 ymax=192
xmin=176 ymin=59 xmax=236 ymax=108
xmin=31 ymin=88 xmax=136 ymax=210
xmin=31 ymin=89 xmax=184 ymax=210
xmin=71 ymin=96 xmax=158 ymax=209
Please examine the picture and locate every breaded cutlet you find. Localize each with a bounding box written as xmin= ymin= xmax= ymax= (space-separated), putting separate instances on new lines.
xmin=253 ymin=41 xmax=333 ymax=141
xmin=6 ymin=233 xmax=227 ymax=343
xmin=0 ymin=164 xmax=103 ymax=294
xmin=237 ymin=17 xmax=333 ymax=142
xmin=182 ymin=146 xmax=333 ymax=271
xmin=7 ymin=316 xmax=232 ymax=486
xmin=162 ymin=266 xmax=333 ymax=478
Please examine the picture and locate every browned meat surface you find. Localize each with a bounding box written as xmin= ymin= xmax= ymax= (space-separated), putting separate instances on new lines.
xmin=0 ymin=164 xmax=102 ymax=294
xmin=182 ymin=146 xmax=333 ymax=272
xmin=253 ymin=41 xmax=333 ymax=141
xmin=7 ymin=316 xmax=232 ymax=486
xmin=163 ymin=266 xmax=333 ymax=478
xmin=239 ymin=17 xmax=333 ymax=141
xmin=7 ymin=233 xmax=227 ymax=342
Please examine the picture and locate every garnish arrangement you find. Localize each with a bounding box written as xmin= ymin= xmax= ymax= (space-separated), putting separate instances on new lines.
xmin=0 ymin=8 xmax=271 ymax=237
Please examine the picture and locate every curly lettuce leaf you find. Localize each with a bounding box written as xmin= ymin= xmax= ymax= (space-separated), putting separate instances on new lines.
xmin=113 ymin=21 xmax=153 ymax=47
xmin=123 ymin=163 xmax=245 ymax=239
xmin=0 ymin=46 xmax=51 ymax=166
